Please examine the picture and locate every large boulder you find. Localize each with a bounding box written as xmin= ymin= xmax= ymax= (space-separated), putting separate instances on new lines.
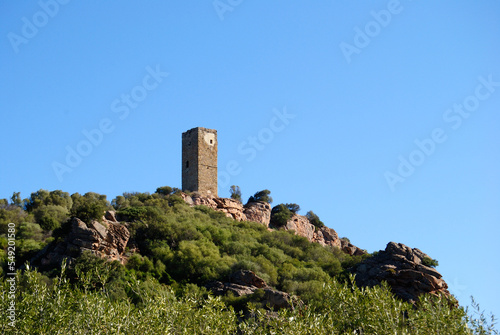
xmin=352 ymin=242 xmax=450 ymax=304
xmin=314 ymin=226 xmax=342 ymax=249
xmin=206 ymin=270 xmax=292 ymax=310
xmin=283 ymin=214 xmax=361 ymax=253
xmin=340 ymin=238 xmax=366 ymax=256
xmin=191 ymin=193 xmax=218 ymax=208
xmin=38 ymin=216 xmax=130 ymax=268
xmin=283 ymin=214 xmax=315 ymax=241
xmin=230 ymin=269 xmax=267 ymax=288
xmin=243 ymin=202 xmax=272 ymax=226
xmin=213 ymin=198 xmax=246 ymax=221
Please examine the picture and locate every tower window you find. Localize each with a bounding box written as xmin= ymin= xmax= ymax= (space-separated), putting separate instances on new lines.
xmin=186 ymin=161 xmax=189 ymax=168
xmin=210 ymin=139 xmax=213 ymax=144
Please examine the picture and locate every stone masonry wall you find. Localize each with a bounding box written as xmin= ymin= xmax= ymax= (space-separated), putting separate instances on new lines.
xmin=182 ymin=127 xmax=218 ymax=197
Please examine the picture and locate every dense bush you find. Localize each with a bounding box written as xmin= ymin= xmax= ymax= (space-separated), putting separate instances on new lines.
xmin=247 ymin=189 xmax=273 ymax=204
xmin=25 ymin=189 xmax=73 ymax=212
xmin=270 ymin=204 xmax=294 ymax=227
xmin=306 ymin=210 xmax=324 ymax=228
xmin=34 ymin=205 xmax=69 ymax=231
xmin=70 ymin=192 xmax=109 ymax=224
xmin=1 ymin=267 xmax=496 ymax=334
xmin=155 ymin=186 xmax=173 ymax=196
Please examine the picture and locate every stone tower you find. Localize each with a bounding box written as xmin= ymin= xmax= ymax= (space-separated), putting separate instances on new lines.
xmin=182 ymin=127 xmax=218 ymax=197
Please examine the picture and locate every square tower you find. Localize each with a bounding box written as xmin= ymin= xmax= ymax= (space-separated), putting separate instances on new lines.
xmin=182 ymin=127 xmax=218 ymax=197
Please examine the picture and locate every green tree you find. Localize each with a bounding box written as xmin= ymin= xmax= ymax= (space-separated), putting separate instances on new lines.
xmin=247 ymin=189 xmax=272 ymax=204
xmin=229 ymin=185 xmax=242 ymax=202
xmin=111 ymin=195 xmax=130 ymax=210
xmin=25 ymin=189 xmax=72 ymax=212
xmin=34 ymin=205 xmax=69 ymax=231
xmin=306 ymin=211 xmax=324 ymax=228
xmin=70 ymin=192 xmax=108 ymax=224
xmin=285 ymin=203 xmax=300 ymax=214
xmin=270 ymin=204 xmax=294 ymax=227
xmin=10 ymin=192 xmax=22 ymax=207
xmin=0 ymin=199 xmax=8 ymax=208
xmin=155 ymin=186 xmax=173 ymax=196
xmin=422 ymin=256 xmax=439 ymax=268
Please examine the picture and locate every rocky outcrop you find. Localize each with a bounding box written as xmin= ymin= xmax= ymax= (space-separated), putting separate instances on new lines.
xmin=182 ymin=193 xmax=364 ymax=255
xmin=214 ymin=198 xmax=246 ymax=221
xmin=183 ymin=193 xmax=272 ymax=226
xmin=230 ymin=269 xmax=267 ymax=288
xmin=206 ymin=270 xmax=292 ymax=310
xmin=313 ymin=226 xmax=342 ymax=249
xmin=38 ymin=213 xmax=130 ymax=268
xmin=283 ymin=214 xmax=316 ymax=240
xmin=190 ymin=193 xmax=218 ymax=208
xmin=352 ymin=242 xmax=450 ymax=304
xmin=243 ymin=202 xmax=272 ymax=226
xmin=340 ymin=239 xmax=366 ymax=256
xmin=283 ymin=214 xmax=365 ymax=253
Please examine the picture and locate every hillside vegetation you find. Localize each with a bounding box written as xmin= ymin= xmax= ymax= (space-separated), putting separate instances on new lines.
xmin=0 ymin=188 xmax=497 ymax=334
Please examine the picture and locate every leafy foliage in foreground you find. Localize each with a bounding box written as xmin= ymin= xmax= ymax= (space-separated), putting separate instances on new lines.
xmin=1 ymin=266 xmax=497 ymax=334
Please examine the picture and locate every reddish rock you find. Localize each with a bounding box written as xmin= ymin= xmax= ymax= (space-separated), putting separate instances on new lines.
xmin=283 ymin=214 xmax=315 ymax=240
xmin=213 ymin=198 xmax=246 ymax=221
xmin=191 ymin=193 xmax=218 ymax=208
xmin=352 ymin=242 xmax=451 ymax=304
xmin=341 ymin=239 xmax=366 ymax=256
xmin=243 ymin=202 xmax=272 ymax=226
xmin=104 ymin=210 xmax=118 ymax=222
xmin=38 ymin=217 xmax=130 ymax=267
xmin=314 ymin=226 xmax=342 ymax=249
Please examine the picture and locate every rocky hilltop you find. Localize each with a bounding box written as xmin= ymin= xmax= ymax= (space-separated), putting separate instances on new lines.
xmin=33 ymin=193 xmax=451 ymax=305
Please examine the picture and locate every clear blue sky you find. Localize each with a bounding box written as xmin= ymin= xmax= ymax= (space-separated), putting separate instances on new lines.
xmin=1 ymin=1 xmax=499 ymax=317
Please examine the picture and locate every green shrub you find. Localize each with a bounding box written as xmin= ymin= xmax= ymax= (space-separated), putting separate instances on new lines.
xmin=285 ymin=203 xmax=300 ymax=214
xmin=247 ymin=189 xmax=273 ymax=204
xmin=422 ymin=256 xmax=439 ymax=268
xmin=34 ymin=205 xmax=69 ymax=231
xmin=25 ymin=189 xmax=73 ymax=212
xmin=270 ymin=204 xmax=293 ymax=227
xmin=70 ymin=192 xmax=108 ymax=224
xmin=155 ymin=186 xmax=173 ymax=196
xmin=230 ymin=185 xmax=242 ymax=202
xmin=117 ymin=206 xmax=148 ymax=221
xmin=306 ymin=210 xmax=324 ymax=228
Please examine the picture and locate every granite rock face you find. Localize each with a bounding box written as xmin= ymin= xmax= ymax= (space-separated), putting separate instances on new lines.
xmin=243 ymin=201 xmax=272 ymax=226
xmin=183 ymin=193 xmax=272 ymax=226
xmin=38 ymin=213 xmax=130 ymax=268
xmin=213 ymin=197 xmax=246 ymax=221
xmin=283 ymin=214 xmax=316 ymax=241
xmin=283 ymin=214 xmax=366 ymax=254
xmin=352 ymin=242 xmax=450 ymax=303
xmin=340 ymin=239 xmax=366 ymax=256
